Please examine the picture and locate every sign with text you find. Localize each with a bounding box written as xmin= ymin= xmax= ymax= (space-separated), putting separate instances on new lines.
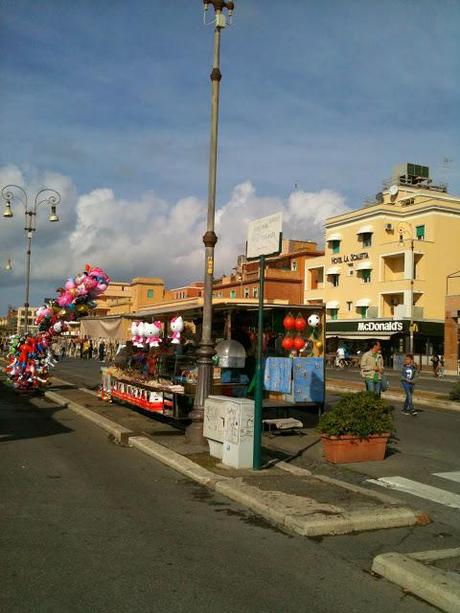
xmin=246 ymin=212 xmax=282 ymax=259
xmin=331 ymin=252 xmax=369 ymax=264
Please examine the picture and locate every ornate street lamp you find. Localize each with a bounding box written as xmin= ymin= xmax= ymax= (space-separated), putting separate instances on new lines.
xmin=1 ymin=185 xmax=61 ymax=334
xmin=186 ymin=1 xmax=235 ymax=443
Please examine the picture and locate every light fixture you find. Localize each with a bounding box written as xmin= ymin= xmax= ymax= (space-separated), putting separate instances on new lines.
xmin=5 ymin=258 xmax=13 ymax=272
xmin=3 ymin=201 xmax=13 ymax=218
xmin=49 ymin=205 xmax=59 ymax=222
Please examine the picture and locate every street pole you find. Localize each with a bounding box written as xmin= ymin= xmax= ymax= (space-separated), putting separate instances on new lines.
xmin=2 ymin=185 xmax=61 ymax=336
xmin=409 ymin=237 xmax=414 ymax=354
xmin=186 ymin=1 xmax=234 ymax=443
xmin=253 ymin=255 xmax=265 ymax=470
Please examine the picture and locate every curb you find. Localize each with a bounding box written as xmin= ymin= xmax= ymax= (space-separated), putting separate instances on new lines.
xmin=372 ymin=550 xmax=460 ymax=613
xmin=43 ymin=388 xmax=425 ymax=538
xmin=44 ymin=390 xmax=134 ymax=446
xmin=326 ymin=383 xmax=460 ymax=412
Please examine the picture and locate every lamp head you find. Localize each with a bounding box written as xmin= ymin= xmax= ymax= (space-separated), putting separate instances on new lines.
xmin=5 ymin=258 xmax=13 ymax=272
xmin=3 ymin=201 xmax=13 ymax=218
xmin=49 ymin=205 xmax=59 ymax=222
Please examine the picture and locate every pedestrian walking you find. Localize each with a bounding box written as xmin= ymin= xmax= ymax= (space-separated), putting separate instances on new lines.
xmin=401 ymin=353 xmax=418 ymax=416
xmin=60 ymin=343 xmax=66 ymax=360
xmin=431 ymin=354 xmax=440 ymax=377
xmin=88 ymin=340 xmax=94 ymax=359
xmin=360 ymin=340 xmax=384 ymax=396
xmin=98 ymin=340 xmax=106 ymax=362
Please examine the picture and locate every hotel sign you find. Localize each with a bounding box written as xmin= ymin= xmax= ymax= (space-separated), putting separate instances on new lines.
xmin=331 ymin=252 xmax=368 ymax=264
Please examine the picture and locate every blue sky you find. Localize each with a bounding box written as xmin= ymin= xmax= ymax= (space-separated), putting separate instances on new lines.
xmin=0 ymin=0 xmax=459 ymax=312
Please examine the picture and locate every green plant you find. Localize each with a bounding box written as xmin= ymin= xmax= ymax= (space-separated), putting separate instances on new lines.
xmin=318 ymin=392 xmax=395 ymax=438
xmin=449 ymin=382 xmax=460 ymax=402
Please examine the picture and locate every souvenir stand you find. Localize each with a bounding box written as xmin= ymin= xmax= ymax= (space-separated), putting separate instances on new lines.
xmin=98 ymin=299 xmax=325 ymax=421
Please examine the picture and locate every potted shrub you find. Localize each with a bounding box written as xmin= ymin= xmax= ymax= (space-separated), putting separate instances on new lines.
xmin=318 ymin=392 xmax=395 ymax=463
xmin=449 ymin=382 xmax=460 ymax=402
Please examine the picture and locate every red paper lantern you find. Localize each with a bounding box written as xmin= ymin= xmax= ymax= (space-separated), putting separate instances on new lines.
xmin=283 ymin=313 xmax=295 ymax=330
xmin=294 ymin=314 xmax=306 ymax=331
xmin=281 ymin=335 xmax=295 ymax=351
xmin=294 ymin=336 xmax=306 ymax=350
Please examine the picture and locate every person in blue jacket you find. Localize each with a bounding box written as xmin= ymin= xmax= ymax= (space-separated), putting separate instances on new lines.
xmin=401 ymin=353 xmax=418 ymax=416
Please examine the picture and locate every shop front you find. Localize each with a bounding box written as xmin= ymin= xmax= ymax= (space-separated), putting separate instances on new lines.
xmin=96 ymin=300 xmax=326 ymax=420
xmin=326 ymin=318 xmax=444 ymax=369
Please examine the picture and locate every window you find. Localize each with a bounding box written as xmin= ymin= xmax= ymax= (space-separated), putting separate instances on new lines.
xmin=347 ymin=301 xmax=352 ymax=312
xmin=291 ymin=260 xmax=298 ymax=272
xmin=362 ymin=233 xmax=372 ymax=247
xmin=331 ymin=240 xmax=340 ymax=254
xmin=331 ymin=274 xmax=339 ymax=287
xmin=416 ymin=225 xmax=425 ymax=240
xmin=243 ymin=288 xmax=249 ymax=298
xmin=329 ymin=309 xmax=338 ymax=320
xmin=253 ymin=287 xmax=258 ymax=299
xmin=359 ymin=306 xmax=368 ymax=319
xmin=230 ymin=290 xmax=236 ymax=299
xmin=147 ymin=289 xmax=154 ymax=299
xmin=362 ymin=269 xmax=371 ymax=284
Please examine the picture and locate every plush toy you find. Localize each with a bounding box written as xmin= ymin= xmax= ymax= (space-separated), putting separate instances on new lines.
xmin=146 ymin=321 xmax=162 ymax=348
xmin=170 ymin=316 xmax=184 ymax=344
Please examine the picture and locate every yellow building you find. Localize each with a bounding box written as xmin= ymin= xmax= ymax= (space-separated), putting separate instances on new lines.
xmin=95 ymin=277 xmax=167 ymax=316
xmin=305 ymin=164 xmax=460 ymax=361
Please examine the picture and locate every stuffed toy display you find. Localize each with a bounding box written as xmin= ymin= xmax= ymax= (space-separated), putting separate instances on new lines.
xmin=5 ymin=264 xmax=110 ymax=391
xmin=170 ymin=316 xmax=184 ymax=344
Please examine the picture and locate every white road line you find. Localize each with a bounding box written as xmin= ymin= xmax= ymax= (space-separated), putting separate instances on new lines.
xmin=366 ymin=476 xmax=460 ymax=509
xmin=432 ymin=471 xmax=460 ymax=484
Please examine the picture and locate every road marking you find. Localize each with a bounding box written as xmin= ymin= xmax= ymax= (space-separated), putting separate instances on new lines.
xmin=366 ymin=476 xmax=460 ymax=509
xmin=433 ymin=471 xmax=460 ymax=484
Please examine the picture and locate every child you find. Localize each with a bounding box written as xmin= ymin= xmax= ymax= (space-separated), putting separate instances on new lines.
xmin=401 ymin=354 xmax=417 ymax=416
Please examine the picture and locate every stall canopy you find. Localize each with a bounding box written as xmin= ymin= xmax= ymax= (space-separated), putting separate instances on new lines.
xmin=80 ymin=316 xmax=130 ymax=340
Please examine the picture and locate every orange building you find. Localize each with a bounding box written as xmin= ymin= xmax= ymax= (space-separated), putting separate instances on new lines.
xmin=164 ymin=282 xmax=204 ymax=302
xmin=213 ymin=240 xmax=323 ymax=304
xmin=94 ymin=277 xmax=167 ymax=316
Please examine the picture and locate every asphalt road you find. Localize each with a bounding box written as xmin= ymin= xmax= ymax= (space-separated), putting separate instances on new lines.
xmin=1 ymin=385 xmax=434 ymax=613
xmin=326 ymin=364 xmax=458 ymax=394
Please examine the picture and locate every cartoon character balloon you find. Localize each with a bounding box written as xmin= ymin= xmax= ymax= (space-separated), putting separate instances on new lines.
xmin=307 ymin=313 xmax=321 ymax=328
xmin=170 ymin=316 xmax=184 ymax=344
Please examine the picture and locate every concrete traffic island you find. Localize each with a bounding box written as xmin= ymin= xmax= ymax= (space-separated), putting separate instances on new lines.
xmin=372 ymin=548 xmax=460 ymax=613
xmin=41 ymin=381 xmax=430 ymax=538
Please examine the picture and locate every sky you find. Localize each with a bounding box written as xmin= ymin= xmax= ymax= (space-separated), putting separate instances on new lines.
xmin=0 ymin=0 xmax=459 ymax=313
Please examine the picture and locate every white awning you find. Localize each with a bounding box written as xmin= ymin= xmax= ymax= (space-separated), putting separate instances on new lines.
xmin=355 ymin=298 xmax=371 ymax=307
xmin=355 ymin=261 xmax=373 ymax=270
xmin=326 ymin=301 xmax=340 ymax=309
xmin=356 ymin=225 xmax=373 ymax=234
xmin=326 ymin=233 xmax=342 ymax=241
xmin=325 ymin=267 xmax=341 ymax=275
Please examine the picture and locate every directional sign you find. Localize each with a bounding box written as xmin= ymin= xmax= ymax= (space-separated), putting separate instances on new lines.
xmin=246 ymin=212 xmax=282 ymax=260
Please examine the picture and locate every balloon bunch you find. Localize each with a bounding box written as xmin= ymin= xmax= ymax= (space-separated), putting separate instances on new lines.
xmin=281 ymin=312 xmax=322 ymax=354
xmin=5 ymin=264 xmax=110 ymax=391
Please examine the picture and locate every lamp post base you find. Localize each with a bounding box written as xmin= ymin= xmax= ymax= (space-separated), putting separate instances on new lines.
xmin=185 ymin=341 xmax=214 ymax=445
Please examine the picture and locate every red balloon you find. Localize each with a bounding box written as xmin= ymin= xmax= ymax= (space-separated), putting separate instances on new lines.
xmin=294 ymin=315 xmax=306 ymax=331
xmin=283 ymin=313 xmax=295 ymax=330
xmin=281 ymin=335 xmax=295 ymax=351
xmin=294 ymin=336 xmax=306 ymax=350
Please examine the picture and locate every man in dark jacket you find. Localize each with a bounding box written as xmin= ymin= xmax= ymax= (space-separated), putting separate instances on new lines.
xmin=401 ymin=353 xmax=417 ymax=416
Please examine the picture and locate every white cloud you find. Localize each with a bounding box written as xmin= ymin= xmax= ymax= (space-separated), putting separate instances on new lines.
xmin=0 ymin=166 xmax=350 ymax=310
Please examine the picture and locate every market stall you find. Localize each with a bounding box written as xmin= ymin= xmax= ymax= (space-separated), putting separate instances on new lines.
xmin=98 ymin=299 xmax=325 ymax=420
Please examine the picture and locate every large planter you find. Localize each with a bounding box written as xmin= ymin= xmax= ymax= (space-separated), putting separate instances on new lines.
xmin=321 ymin=433 xmax=390 ymax=464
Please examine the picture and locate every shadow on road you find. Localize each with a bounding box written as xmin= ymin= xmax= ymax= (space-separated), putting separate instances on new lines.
xmin=0 ymin=381 xmax=72 ymax=443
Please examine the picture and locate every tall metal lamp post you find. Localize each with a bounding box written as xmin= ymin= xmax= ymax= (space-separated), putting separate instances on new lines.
xmin=186 ymin=0 xmax=235 ymax=443
xmin=1 ymin=185 xmax=61 ymax=334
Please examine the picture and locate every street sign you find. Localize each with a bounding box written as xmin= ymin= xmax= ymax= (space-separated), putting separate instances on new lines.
xmin=246 ymin=212 xmax=282 ymax=259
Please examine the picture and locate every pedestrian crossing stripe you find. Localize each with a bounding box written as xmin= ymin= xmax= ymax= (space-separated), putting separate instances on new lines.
xmin=366 ymin=476 xmax=460 ymax=510
xmin=432 ymin=471 xmax=460 ymax=484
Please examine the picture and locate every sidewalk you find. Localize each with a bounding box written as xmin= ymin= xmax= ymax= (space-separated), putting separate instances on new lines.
xmin=39 ymin=377 xmax=430 ymax=538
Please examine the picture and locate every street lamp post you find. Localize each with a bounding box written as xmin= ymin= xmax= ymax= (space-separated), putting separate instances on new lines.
xmin=1 ymin=185 xmax=61 ymax=334
xmin=186 ymin=0 xmax=235 ymax=443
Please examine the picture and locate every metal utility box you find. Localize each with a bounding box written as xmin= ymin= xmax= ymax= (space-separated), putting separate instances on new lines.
xmin=222 ymin=398 xmax=255 ymax=469
xmin=203 ymin=395 xmax=228 ymax=459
